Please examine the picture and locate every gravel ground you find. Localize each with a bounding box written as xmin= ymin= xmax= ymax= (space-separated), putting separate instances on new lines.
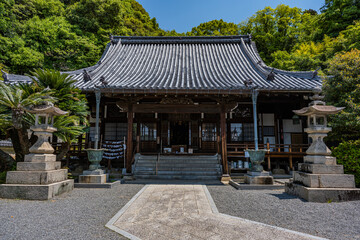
xmin=0 ymin=184 xmax=144 ymax=240
xmin=207 ymin=185 xmax=360 ymax=240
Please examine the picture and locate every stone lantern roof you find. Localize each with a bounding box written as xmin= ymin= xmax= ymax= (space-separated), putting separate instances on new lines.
xmin=293 ymin=105 xmax=344 ymax=116
xmin=293 ymin=87 xmax=344 ymax=116
xmin=26 ymin=103 xmax=68 ymax=116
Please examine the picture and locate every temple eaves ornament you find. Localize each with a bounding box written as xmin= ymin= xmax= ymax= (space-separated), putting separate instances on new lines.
xmin=266 ymin=68 xmax=275 ymax=81
xmin=83 ymin=69 xmax=92 ymax=82
xmin=1 ymin=70 xmax=8 ymax=83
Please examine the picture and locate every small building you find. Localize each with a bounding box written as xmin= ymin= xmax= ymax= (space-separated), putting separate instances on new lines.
xmin=8 ymin=35 xmax=322 ymax=178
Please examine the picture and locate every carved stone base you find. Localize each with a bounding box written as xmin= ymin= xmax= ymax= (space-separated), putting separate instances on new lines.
xmin=244 ymin=175 xmax=274 ymax=185
xmin=285 ymin=182 xmax=360 ymax=203
xmin=79 ymin=174 xmax=108 ymax=184
xmin=220 ymin=174 xmax=231 ymax=184
xmin=0 ymin=180 xmax=74 ymax=200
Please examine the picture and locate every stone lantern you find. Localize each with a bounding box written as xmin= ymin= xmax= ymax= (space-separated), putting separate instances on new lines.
xmin=0 ymin=103 xmax=74 ymax=200
xmin=285 ymin=88 xmax=360 ymax=202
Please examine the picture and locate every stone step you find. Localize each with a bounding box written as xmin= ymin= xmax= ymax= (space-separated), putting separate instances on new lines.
xmin=17 ymin=161 xmax=61 ymax=171
xmin=134 ymin=175 xmax=220 ymax=180
xmin=137 ymin=159 xmax=219 ymax=163
xmin=135 ymin=163 xmax=157 ymax=167
xmin=293 ymin=172 xmax=355 ymax=188
xmin=6 ymin=169 xmax=68 ymax=185
xmin=135 ymin=167 xmax=157 ymax=171
xmin=157 ymin=171 xmax=221 ymax=175
xmin=156 ymin=162 xmax=219 ymax=166
xmin=157 ymin=167 xmax=220 ymax=172
xmin=134 ymin=154 xmax=221 ymax=180
xmin=303 ymin=155 xmax=337 ymax=165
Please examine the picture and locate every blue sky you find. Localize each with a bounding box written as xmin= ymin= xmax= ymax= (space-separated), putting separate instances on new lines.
xmin=137 ymin=0 xmax=325 ymax=33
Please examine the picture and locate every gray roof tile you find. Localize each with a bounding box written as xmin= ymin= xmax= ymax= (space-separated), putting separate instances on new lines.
xmin=8 ymin=36 xmax=322 ymax=93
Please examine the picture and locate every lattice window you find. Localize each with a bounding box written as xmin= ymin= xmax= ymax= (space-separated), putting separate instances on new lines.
xmin=243 ymin=123 xmax=254 ymax=141
xmin=104 ymin=123 xmax=127 ymax=141
xmin=141 ymin=123 xmax=157 ymax=141
xmin=230 ymin=123 xmax=243 ymax=142
xmin=201 ymin=123 xmax=217 ymax=142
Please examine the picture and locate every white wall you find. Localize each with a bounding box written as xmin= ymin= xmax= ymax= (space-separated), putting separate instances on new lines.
xmin=283 ymin=119 xmax=302 ymax=133
xmin=263 ymin=113 xmax=275 ymax=126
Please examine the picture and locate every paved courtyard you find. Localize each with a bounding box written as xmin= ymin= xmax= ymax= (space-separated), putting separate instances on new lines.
xmin=107 ymin=184 xmax=324 ymax=240
xmin=1 ymin=183 xmax=359 ymax=240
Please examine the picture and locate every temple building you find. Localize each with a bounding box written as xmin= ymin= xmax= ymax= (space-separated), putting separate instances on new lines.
xmin=6 ymin=35 xmax=322 ymax=179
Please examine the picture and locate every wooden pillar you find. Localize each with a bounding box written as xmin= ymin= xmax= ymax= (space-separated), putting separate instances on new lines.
xmin=126 ymin=104 xmax=133 ymax=173
xmin=289 ymin=145 xmax=293 ymax=171
xmin=220 ymin=107 xmax=228 ymax=175
xmin=267 ymin=142 xmax=271 ymax=171
xmin=136 ymin=118 xmax=140 ymax=153
xmin=216 ymin=121 xmax=221 ymax=154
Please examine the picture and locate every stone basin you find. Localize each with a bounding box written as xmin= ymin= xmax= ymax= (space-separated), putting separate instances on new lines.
xmin=246 ymin=149 xmax=267 ymax=172
xmin=85 ymin=149 xmax=106 ymax=170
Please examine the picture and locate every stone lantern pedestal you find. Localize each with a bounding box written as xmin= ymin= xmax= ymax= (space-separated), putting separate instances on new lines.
xmin=0 ymin=104 xmax=74 ymax=200
xmin=285 ymin=89 xmax=360 ymax=202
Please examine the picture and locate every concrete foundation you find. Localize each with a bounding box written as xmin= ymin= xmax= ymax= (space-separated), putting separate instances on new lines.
xmin=79 ymin=174 xmax=108 ymax=184
xmin=245 ymin=175 xmax=274 ymax=185
xmin=6 ymin=169 xmax=68 ymax=185
xmin=0 ymin=180 xmax=74 ymax=200
xmin=79 ymin=169 xmax=108 ymax=184
xmin=244 ymin=171 xmax=274 ymax=185
xmin=285 ymin=182 xmax=360 ymax=203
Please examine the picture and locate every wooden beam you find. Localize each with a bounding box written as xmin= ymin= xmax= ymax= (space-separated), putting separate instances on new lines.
xmin=117 ymin=102 xmax=238 ymax=113
xmin=126 ymin=104 xmax=133 ymax=173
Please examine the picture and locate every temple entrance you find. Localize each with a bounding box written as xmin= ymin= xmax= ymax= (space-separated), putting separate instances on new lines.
xmin=170 ymin=121 xmax=189 ymax=146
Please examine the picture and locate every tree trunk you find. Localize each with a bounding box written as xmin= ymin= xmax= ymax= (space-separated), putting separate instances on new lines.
xmin=9 ymin=128 xmax=25 ymax=162
xmin=16 ymin=126 xmax=30 ymax=156
xmin=0 ymin=149 xmax=16 ymax=171
xmin=56 ymin=142 xmax=70 ymax=162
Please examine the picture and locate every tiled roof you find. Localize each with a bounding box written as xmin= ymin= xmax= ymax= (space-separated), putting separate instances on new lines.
xmin=7 ymin=36 xmax=322 ymax=93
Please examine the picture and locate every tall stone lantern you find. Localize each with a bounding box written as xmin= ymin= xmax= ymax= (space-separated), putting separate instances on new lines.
xmin=285 ymin=88 xmax=360 ymax=202
xmin=0 ymin=103 xmax=74 ymax=200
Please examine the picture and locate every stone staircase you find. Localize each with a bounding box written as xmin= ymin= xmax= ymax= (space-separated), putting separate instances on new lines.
xmin=133 ymin=154 xmax=222 ymax=180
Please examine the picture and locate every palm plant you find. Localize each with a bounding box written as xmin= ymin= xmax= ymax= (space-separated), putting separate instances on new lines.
xmin=29 ymin=69 xmax=89 ymax=161
xmin=0 ymin=82 xmax=54 ymax=166
xmin=53 ymin=116 xmax=85 ymax=161
xmin=0 ymin=82 xmax=54 ymax=155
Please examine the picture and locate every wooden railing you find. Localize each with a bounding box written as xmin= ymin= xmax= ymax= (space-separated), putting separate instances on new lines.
xmin=227 ymin=143 xmax=309 ymax=170
xmin=52 ymin=142 xmax=87 ymax=156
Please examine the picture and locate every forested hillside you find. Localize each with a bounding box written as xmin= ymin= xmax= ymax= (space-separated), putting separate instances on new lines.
xmin=1 ymin=0 xmax=359 ymax=75
xmin=0 ymin=0 xmax=172 ymax=74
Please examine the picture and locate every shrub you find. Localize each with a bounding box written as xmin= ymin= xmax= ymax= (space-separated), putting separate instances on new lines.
xmin=332 ymin=140 xmax=360 ymax=187
xmin=0 ymin=171 xmax=6 ymax=184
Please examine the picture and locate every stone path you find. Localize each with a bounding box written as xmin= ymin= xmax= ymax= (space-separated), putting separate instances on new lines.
xmin=106 ymin=184 xmax=327 ymax=240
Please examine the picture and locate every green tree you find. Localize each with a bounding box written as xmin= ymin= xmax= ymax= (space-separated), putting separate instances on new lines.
xmin=29 ymin=69 xmax=89 ymax=160
xmin=187 ymin=19 xmax=239 ymax=36
xmin=12 ymin=0 xmax=65 ymax=21
xmin=238 ymin=4 xmax=307 ymax=64
xmin=323 ymin=49 xmax=360 ymax=143
xmin=67 ymin=0 xmax=165 ymax=43
xmin=318 ymin=0 xmax=360 ymax=38
xmin=19 ymin=16 xmax=100 ymax=71
xmin=332 ymin=140 xmax=360 ymax=187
